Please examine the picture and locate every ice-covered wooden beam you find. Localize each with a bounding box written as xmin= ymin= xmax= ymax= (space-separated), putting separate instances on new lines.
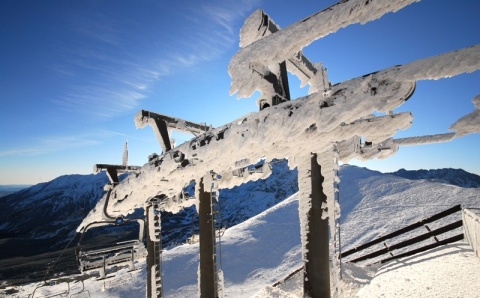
xmin=393 ymin=133 xmax=456 ymax=146
xmin=240 ymin=9 xmax=329 ymax=97
xmin=336 ymin=132 xmax=460 ymax=162
xmin=93 ymin=164 xmax=141 ymax=184
xmin=78 ymin=111 xmax=413 ymax=230
xmin=135 ymin=109 xmax=213 ymax=152
xmin=376 ymin=45 xmax=480 ymax=83
xmin=229 ymin=0 xmax=420 ymax=98
xmin=450 ymin=95 xmax=480 ymax=137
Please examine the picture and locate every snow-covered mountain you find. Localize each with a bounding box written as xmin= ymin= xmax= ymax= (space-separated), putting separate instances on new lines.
xmin=1 ymin=164 xmax=479 ymax=294
xmin=0 ymin=173 xmax=110 ymax=283
xmin=0 ymin=173 xmax=109 ymax=253
xmin=0 ymin=160 xmax=298 ymax=283
xmin=388 ymin=168 xmax=480 ymax=188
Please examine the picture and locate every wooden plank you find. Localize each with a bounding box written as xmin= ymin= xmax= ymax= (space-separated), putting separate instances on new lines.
xmin=378 ymin=234 xmax=464 ymax=264
xmin=349 ymin=220 xmax=463 ymax=263
xmin=341 ymin=204 xmax=461 ymax=258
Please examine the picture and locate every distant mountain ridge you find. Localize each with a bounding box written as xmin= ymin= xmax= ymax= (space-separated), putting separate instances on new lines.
xmin=0 ymin=185 xmax=32 ymax=198
xmin=0 ymin=173 xmax=109 ymax=254
xmin=388 ymin=168 xmax=480 ymax=188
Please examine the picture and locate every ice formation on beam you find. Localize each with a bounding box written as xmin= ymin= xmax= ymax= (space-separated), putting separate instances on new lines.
xmin=393 ymin=133 xmax=456 ymax=147
xmin=239 ymin=9 xmax=329 ymax=102
xmin=135 ymin=110 xmax=212 ymax=152
xmin=450 ymin=95 xmax=480 ymax=137
xmin=229 ymin=0 xmax=421 ymax=98
xmin=78 ymin=44 xmax=480 ymax=233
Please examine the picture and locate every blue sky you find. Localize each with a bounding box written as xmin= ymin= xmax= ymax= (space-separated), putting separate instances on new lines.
xmin=1 ymin=0 xmax=479 ymax=185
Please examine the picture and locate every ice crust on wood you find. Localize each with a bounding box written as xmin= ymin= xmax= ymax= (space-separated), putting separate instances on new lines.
xmin=78 ymin=44 xmax=480 ymax=236
xmin=229 ymin=0 xmax=421 ymax=98
xmin=450 ymin=95 xmax=480 ymax=137
xmin=78 ymin=105 xmax=413 ymax=231
xmin=239 ymin=9 xmax=329 ymax=98
xmin=393 ymin=133 xmax=456 ymax=146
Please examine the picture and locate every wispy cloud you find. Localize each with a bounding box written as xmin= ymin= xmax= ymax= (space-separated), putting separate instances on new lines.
xmin=71 ymin=12 xmax=123 ymax=47
xmin=183 ymin=0 xmax=261 ymax=57
xmin=0 ymin=127 xmax=163 ymax=158
xmin=0 ymin=133 xmax=102 ymax=157
xmin=49 ymin=1 xmax=261 ymax=119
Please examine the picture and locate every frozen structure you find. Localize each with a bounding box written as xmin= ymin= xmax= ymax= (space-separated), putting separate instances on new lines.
xmin=77 ymin=0 xmax=480 ymax=297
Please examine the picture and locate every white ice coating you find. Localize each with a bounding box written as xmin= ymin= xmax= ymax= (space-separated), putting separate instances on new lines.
xmin=386 ymin=45 xmax=480 ymax=82
xmin=147 ymin=206 xmax=158 ymax=242
xmin=393 ymin=133 xmax=456 ymax=146
xmin=229 ymin=0 xmax=421 ymax=98
xmin=239 ymin=9 xmax=329 ymax=98
xmin=450 ymin=95 xmax=480 ymax=137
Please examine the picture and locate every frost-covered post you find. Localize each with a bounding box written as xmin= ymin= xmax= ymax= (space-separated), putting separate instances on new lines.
xmin=298 ymin=153 xmax=332 ymax=297
xmin=146 ymin=198 xmax=163 ymax=298
xmin=198 ymin=175 xmax=219 ymax=297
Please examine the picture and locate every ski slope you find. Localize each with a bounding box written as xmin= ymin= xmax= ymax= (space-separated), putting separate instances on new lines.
xmin=8 ymin=166 xmax=480 ymax=297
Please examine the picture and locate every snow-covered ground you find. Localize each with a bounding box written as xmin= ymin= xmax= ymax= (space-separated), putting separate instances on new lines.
xmin=356 ymin=242 xmax=480 ymax=297
xmin=6 ymin=166 xmax=480 ymax=297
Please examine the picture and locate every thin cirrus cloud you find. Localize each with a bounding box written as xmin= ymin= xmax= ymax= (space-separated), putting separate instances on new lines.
xmin=0 ymin=134 xmax=102 ymax=157
xmin=0 ymin=129 xmax=157 ymax=158
xmin=183 ymin=0 xmax=261 ymax=54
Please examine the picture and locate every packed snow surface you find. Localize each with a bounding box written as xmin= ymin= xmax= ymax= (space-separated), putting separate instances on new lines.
xmin=356 ymin=243 xmax=480 ymax=297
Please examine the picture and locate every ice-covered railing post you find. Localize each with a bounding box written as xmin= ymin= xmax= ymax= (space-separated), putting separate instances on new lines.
xmin=146 ymin=197 xmax=163 ymax=298
xmin=197 ymin=172 xmax=224 ymax=298
xmin=298 ymin=153 xmax=332 ymax=297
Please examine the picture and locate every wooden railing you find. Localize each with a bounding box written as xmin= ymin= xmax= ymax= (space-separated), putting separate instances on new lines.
xmin=341 ymin=204 xmax=463 ymax=264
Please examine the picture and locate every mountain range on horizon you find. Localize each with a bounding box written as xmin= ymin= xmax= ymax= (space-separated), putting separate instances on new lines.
xmin=388 ymin=167 xmax=480 ymax=188
xmin=0 ymin=163 xmax=479 ymax=286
